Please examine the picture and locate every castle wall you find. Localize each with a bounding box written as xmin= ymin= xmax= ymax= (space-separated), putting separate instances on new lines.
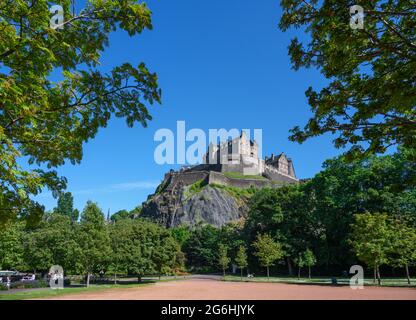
xmin=263 ymin=167 xmax=298 ymax=183
xmin=162 ymin=169 xmax=297 ymax=195
xmin=166 ymin=171 xmax=209 ymax=190
xmin=208 ymin=171 xmax=277 ymax=189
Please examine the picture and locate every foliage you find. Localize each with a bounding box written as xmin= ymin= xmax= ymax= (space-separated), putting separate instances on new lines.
xmin=235 ymin=246 xmax=248 ymax=269
xmin=387 ymin=218 xmax=416 ymax=283
xmin=55 ymin=192 xmax=78 ymax=222
xmin=302 ymin=249 xmax=317 ymax=269
xmin=110 ymin=205 xmax=142 ymax=222
xmin=0 ymin=222 xmax=25 ymax=270
xmin=171 ymin=225 xmax=192 ymax=246
xmin=349 ymin=212 xmax=392 ymax=283
xmin=0 ymin=0 xmax=161 ymax=225
xmin=78 ymin=201 xmax=111 ymax=285
xmin=218 ymin=244 xmax=231 ymax=276
xmin=23 ymin=213 xmax=80 ymax=273
xmin=245 ymin=185 xmax=314 ymax=274
xmin=235 ymin=245 xmax=248 ymax=279
xmin=0 ymin=150 xmax=415 ymax=283
xmin=182 ymin=224 xmax=220 ymax=272
xmin=302 ymin=249 xmax=317 ymax=279
xmin=184 ymin=179 xmax=207 ymax=198
xmin=153 ymin=229 xmax=181 ymax=278
xmin=9 ymin=280 xmax=48 ymax=290
xmin=210 ymin=184 xmax=257 ymax=202
xmin=389 ymin=220 xmax=416 ymax=267
xmin=217 ymin=222 xmax=245 ymax=261
xmin=252 ymin=234 xmax=284 ymax=278
xmin=279 ymin=0 xmax=416 ymax=159
xmin=109 ymin=218 xmax=181 ymax=279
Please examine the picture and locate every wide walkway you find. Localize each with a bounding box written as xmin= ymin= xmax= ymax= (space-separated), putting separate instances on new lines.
xmin=44 ymin=279 xmax=416 ymax=300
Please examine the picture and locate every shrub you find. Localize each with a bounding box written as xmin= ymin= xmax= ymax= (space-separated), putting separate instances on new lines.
xmin=9 ymin=280 xmax=48 ymax=289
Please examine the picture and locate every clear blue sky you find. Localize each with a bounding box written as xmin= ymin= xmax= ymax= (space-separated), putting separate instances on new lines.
xmin=37 ymin=0 xmax=346 ymax=214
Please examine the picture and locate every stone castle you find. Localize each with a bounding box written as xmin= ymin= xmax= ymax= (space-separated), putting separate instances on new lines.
xmin=141 ymin=133 xmax=299 ymax=227
xmin=160 ymin=132 xmax=298 ymax=192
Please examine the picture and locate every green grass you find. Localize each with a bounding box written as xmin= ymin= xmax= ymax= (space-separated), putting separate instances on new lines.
xmin=0 ymin=283 xmax=152 ymax=300
xmin=184 ymin=179 xmax=207 ymax=199
xmin=223 ymin=275 xmax=416 ymax=287
xmin=210 ymin=183 xmax=257 ymax=201
xmin=223 ymin=172 xmax=267 ymax=180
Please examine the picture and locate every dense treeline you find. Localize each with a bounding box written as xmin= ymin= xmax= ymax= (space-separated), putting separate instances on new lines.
xmin=1 ymin=149 xmax=415 ymax=284
xmin=0 ymin=202 xmax=183 ymax=286
xmin=175 ymin=148 xmax=416 ymax=282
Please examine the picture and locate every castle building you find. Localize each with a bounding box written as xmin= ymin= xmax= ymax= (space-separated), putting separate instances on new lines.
xmin=202 ymin=132 xmax=298 ymax=183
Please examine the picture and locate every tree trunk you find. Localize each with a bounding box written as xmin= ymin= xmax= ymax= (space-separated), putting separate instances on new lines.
xmin=373 ymin=265 xmax=377 ymax=283
xmin=223 ymin=268 xmax=225 ymax=277
xmin=138 ymin=275 xmax=142 ymax=283
xmin=287 ymin=257 xmax=293 ymax=276
xmin=266 ymin=266 xmax=270 ymax=281
xmin=86 ymin=273 xmax=90 ymax=287
xmin=376 ymin=265 xmax=381 ymax=285
xmin=405 ymin=264 xmax=411 ymax=285
xmin=240 ymin=268 xmax=243 ymax=281
xmin=298 ymin=267 xmax=301 ymax=280
xmin=114 ymin=273 xmax=117 ymax=285
xmin=308 ymin=266 xmax=311 ymax=279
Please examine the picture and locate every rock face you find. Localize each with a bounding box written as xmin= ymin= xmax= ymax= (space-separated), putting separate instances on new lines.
xmin=141 ymin=183 xmax=248 ymax=228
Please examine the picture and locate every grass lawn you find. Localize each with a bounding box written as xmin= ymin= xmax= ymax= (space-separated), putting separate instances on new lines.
xmin=223 ymin=275 xmax=416 ymax=288
xmin=223 ymin=172 xmax=267 ymax=180
xmin=0 ymin=283 xmax=152 ymax=300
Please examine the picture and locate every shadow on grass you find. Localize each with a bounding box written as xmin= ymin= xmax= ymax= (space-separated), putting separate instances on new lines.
xmin=222 ymin=276 xmax=416 ymax=288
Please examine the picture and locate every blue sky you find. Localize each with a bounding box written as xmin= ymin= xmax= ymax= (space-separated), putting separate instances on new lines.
xmin=37 ymin=0 xmax=346 ymax=214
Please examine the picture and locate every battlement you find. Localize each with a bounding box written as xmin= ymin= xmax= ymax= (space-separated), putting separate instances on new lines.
xmin=156 ymin=133 xmax=299 ymax=193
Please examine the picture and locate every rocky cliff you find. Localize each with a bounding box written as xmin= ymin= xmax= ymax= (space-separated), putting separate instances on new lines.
xmin=140 ymin=180 xmax=252 ymax=228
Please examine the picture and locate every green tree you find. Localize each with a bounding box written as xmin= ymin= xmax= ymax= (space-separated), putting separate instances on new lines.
xmin=0 ymin=0 xmax=161 ymax=225
xmin=153 ymin=230 xmax=181 ymax=279
xmin=110 ymin=210 xmax=131 ymax=223
xmin=235 ymin=246 xmax=248 ymax=281
xmin=279 ymin=1 xmax=416 ymax=159
xmin=293 ymin=253 xmax=305 ymax=280
xmin=172 ymin=250 xmax=186 ymax=276
xmin=301 ymin=149 xmax=415 ymax=269
xmin=0 ymin=222 xmax=24 ymax=270
xmin=55 ymin=192 xmax=78 ymax=222
xmin=78 ymin=201 xmax=111 ymax=286
xmin=252 ymin=234 xmax=284 ymax=280
xmin=182 ymin=224 xmax=220 ymax=272
xmin=302 ymin=249 xmax=317 ymax=279
xmin=171 ymin=225 xmax=192 ymax=246
xmin=218 ymin=244 xmax=230 ymax=277
xmin=245 ymin=186 xmax=315 ymax=276
xmin=109 ymin=219 xmax=178 ymax=282
xmin=23 ymin=213 xmax=80 ymax=274
xmin=349 ymin=213 xmax=392 ymax=285
xmin=389 ymin=220 xmax=416 ymax=284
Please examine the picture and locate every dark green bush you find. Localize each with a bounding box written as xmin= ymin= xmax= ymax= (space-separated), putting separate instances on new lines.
xmin=9 ymin=280 xmax=48 ymax=289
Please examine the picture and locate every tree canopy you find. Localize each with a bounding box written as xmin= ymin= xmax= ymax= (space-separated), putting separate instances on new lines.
xmin=349 ymin=212 xmax=395 ymax=284
xmin=252 ymin=233 xmax=284 ymax=279
xmin=279 ymin=0 xmax=416 ymax=159
xmin=78 ymin=201 xmax=112 ymax=286
xmin=0 ymin=0 xmax=161 ymax=225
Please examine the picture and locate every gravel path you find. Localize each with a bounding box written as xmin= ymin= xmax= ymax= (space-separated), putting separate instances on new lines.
xmin=42 ymin=279 xmax=416 ymax=300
